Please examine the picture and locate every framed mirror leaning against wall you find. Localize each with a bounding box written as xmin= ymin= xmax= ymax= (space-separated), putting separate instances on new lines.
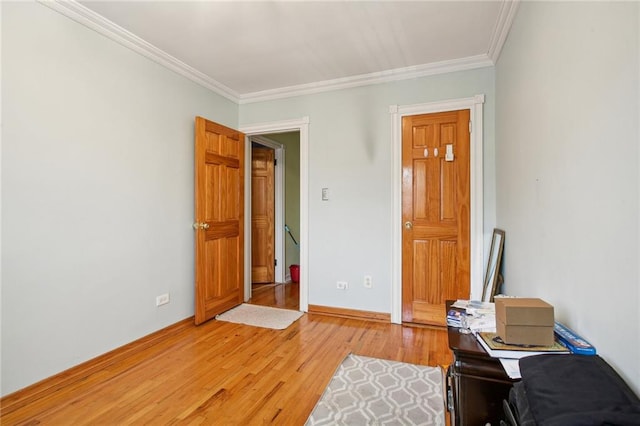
xmin=482 ymin=229 xmax=505 ymax=302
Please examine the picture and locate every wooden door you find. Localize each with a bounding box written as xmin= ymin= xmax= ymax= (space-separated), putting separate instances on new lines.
xmin=402 ymin=110 xmax=470 ymax=325
xmin=194 ymin=117 xmax=245 ymax=325
xmin=251 ymin=146 xmax=275 ymax=283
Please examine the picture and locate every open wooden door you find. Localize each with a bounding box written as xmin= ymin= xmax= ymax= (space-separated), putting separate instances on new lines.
xmin=402 ymin=109 xmax=470 ymax=326
xmin=251 ymin=146 xmax=275 ymax=284
xmin=194 ymin=117 xmax=245 ymax=325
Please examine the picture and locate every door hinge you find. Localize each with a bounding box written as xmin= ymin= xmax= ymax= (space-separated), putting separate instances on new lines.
xmin=274 ymin=159 xmax=277 ymax=166
xmin=274 ymin=259 xmax=278 ymax=267
xmin=469 ymin=120 xmax=472 ymax=133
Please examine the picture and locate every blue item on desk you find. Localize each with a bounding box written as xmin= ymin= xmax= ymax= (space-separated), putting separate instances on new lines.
xmin=554 ymin=321 xmax=597 ymax=355
xmin=447 ymin=310 xmax=462 ymax=327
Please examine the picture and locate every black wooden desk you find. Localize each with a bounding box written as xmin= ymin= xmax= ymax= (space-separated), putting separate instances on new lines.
xmin=446 ymin=301 xmax=518 ymax=426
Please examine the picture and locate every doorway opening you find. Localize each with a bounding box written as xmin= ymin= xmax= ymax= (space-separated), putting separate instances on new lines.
xmin=241 ymin=117 xmax=309 ymax=312
xmin=249 ymin=133 xmax=301 ymax=310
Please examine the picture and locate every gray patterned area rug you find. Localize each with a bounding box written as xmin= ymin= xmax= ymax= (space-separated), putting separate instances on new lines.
xmin=306 ymin=354 xmax=445 ymax=425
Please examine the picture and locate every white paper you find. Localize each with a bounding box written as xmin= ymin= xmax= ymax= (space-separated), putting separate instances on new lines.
xmin=499 ymin=358 xmax=522 ymax=379
xmin=452 ymin=299 xmax=495 ymax=313
xmin=467 ymin=314 xmax=497 ymax=333
xmin=452 ymin=300 xmax=497 ymax=332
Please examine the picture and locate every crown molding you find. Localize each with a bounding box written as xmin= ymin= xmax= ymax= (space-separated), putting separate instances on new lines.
xmin=488 ymin=0 xmax=521 ymax=63
xmin=37 ymin=0 xmax=240 ymax=103
xmin=238 ymin=55 xmax=494 ymax=104
xmin=40 ymin=0 xmax=515 ymax=105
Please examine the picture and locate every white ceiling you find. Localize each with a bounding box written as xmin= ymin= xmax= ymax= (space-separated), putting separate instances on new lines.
xmin=53 ymin=1 xmax=519 ymax=103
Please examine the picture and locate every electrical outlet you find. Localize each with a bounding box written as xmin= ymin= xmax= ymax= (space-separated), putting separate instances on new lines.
xmin=336 ymin=281 xmax=348 ymax=290
xmin=156 ymin=293 xmax=170 ymax=306
xmin=364 ymin=275 xmax=372 ymax=288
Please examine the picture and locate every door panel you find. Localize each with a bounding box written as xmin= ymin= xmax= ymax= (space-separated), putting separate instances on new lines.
xmin=402 ymin=110 xmax=470 ymax=326
xmin=251 ymin=147 xmax=275 ymax=284
xmin=195 ymin=117 xmax=244 ymax=325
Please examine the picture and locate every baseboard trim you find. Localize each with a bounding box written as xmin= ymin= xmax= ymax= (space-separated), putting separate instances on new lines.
xmin=0 ymin=317 xmax=195 ymax=415
xmin=307 ymin=305 xmax=390 ymax=322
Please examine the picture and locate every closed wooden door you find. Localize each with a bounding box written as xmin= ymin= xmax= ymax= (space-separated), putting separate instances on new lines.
xmin=402 ymin=110 xmax=470 ymax=325
xmin=194 ymin=117 xmax=245 ymax=325
xmin=251 ymin=146 xmax=275 ymax=284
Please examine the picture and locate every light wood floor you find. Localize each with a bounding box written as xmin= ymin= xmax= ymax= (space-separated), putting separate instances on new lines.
xmin=1 ymin=283 xmax=451 ymax=425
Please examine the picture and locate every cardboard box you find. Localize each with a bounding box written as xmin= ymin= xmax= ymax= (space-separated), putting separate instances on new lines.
xmin=496 ymin=322 xmax=554 ymax=346
xmin=495 ymin=298 xmax=554 ymax=346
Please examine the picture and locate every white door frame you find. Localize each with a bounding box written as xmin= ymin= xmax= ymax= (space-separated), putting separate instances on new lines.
xmin=389 ymin=95 xmax=485 ymax=324
xmin=250 ymin=136 xmax=286 ymax=284
xmin=241 ymin=117 xmax=309 ymax=312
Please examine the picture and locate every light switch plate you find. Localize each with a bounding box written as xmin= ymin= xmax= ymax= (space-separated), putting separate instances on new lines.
xmin=322 ymin=188 xmax=330 ymax=201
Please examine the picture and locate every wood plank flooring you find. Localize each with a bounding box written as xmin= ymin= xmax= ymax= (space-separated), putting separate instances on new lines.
xmin=1 ymin=283 xmax=451 ymax=425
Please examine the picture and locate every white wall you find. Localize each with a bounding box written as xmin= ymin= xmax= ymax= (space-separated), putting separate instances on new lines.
xmin=1 ymin=2 xmax=238 ymax=396
xmin=240 ymin=69 xmax=496 ymax=313
xmin=495 ymin=2 xmax=639 ymax=393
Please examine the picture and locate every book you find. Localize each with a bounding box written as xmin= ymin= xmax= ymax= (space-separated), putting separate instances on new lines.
xmin=446 ymin=309 xmax=463 ymax=327
xmin=476 ymin=332 xmax=570 ymax=359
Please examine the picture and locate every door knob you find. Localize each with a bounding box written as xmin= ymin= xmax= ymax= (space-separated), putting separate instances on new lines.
xmin=192 ymin=222 xmax=210 ymax=230
xmin=404 ymin=221 xmax=413 ymax=229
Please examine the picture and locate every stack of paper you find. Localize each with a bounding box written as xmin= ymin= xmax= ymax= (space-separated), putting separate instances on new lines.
xmin=451 ymin=299 xmax=497 ymax=333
